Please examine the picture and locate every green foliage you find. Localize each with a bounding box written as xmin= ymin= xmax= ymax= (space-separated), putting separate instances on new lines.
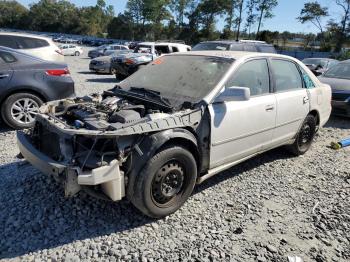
xmin=0 ymin=0 xmax=28 ymax=29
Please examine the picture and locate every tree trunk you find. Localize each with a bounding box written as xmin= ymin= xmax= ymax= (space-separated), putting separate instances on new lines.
xmin=236 ymin=0 xmax=244 ymax=40
xmin=256 ymin=8 xmax=264 ymax=39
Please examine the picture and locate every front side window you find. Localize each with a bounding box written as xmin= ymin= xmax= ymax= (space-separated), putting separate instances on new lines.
xmin=271 ymin=59 xmax=303 ymax=92
xmin=226 ymin=59 xmax=270 ymax=96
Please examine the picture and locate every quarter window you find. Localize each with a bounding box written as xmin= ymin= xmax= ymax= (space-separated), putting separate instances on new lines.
xmin=271 ymin=60 xmax=303 ymax=92
xmin=227 ymin=59 xmax=270 ymax=96
xmin=299 ymin=66 xmax=315 ymax=88
xmin=0 ymin=52 xmax=17 ymax=63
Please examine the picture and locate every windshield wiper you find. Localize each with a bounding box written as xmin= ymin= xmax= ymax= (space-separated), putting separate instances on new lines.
xmin=130 ymin=87 xmax=172 ymax=107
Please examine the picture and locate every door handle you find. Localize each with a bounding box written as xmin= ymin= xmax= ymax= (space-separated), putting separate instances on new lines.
xmin=265 ymin=105 xmax=275 ymax=111
xmin=0 ymin=74 xmax=9 ymax=79
xmin=303 ymin=96 xmax=309 ymax=104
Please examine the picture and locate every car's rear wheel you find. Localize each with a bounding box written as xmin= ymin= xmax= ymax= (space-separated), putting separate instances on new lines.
xmin=1 ymin=93 xmax=43 ymax=129
xmin=130 ymin=145 xmax=197 ymax=218
xmin=74 ymin=51 xmax=80 ymax=56
xmin=288 ymin=115 xmax=316 ymax=156
xmin=110 ymin=68 xmax=117 ymax=75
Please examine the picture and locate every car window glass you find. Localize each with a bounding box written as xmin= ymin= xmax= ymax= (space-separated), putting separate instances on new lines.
xmin=192 ymin=43 xmax=230 ymax=51
xmin=172 ymin=46 xmax=179 ymax=52
xmin=271 ymin=60 xmax=303 ymax=91
xmin=14 ymin=36 xmax=49 ymax=49
xmin=230 ymin=44 xmax=244 ymax=51
xmin=121 ymin=46 xmax=127 ymax=50
xmin=0 ymin=51 xmax=17 ymax=63
xmin=258 ymin=45 xmax=276 ymax=53
xmin=324 ymin=63 xmax=350 ymax=79
xmin=299 ymin=66 xmax=315 ymax=88
xmin=227 ymin=59 xmax=270 ymax=96
xmin=244 ymin=45 xmax=257 ymax=52
xmin=0 ymin=35 xmax=18 ymax=49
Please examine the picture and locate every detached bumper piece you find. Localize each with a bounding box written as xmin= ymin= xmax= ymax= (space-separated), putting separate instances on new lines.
xmin=16 ymin=131 xmax=125 ymax=201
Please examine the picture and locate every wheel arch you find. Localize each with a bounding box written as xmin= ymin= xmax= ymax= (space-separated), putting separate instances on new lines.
xmin=0 ymin=88 xmax=48 ymax=107
xmin=126 ymin=128 xmax=200 ymax=200
xmin=308 ymin=109 xmax=320 ymax=127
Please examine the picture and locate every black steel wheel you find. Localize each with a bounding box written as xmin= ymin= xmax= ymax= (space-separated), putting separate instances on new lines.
xmin=288 ymin=115 xmax=316 ymax=156
xmin=130 ymin=145 xmax=197 ymax=218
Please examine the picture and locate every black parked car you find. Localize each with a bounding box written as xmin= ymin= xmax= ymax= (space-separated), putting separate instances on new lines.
xmin=0 ymin=46 xmax=75 ymax=129
xmin=192 ymin=40 xmax=277 ymax=53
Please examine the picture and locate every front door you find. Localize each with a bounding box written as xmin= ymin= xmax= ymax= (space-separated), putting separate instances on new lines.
xmin=209 ymin=59 xmax=276 ymax=168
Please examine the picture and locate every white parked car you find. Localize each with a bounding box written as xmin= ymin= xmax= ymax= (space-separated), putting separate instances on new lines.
xmin=59 ymin=44 xmax=83 ymax=56
xmin=17 ymin=51 xmax=331 ymax=218
xmin=0 ymin=32 xmax=64 ymax=62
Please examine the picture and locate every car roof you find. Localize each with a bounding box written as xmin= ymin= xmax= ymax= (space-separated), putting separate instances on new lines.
xmin=303 ymin=58 xmax=338 ymax=61
xmin=0 ymin=32 xmax=51 ymax=41
xmin=198 ymin=40 xmax=272 ymax=46
xmin=168 ymin=50 xmax=293 ymax=61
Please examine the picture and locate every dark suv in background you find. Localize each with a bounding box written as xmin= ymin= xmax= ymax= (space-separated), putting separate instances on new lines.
xmin=0 ymin=46 xmax=74 ymax=129
xmin=192 ymin=40 xmax=277 ymax=53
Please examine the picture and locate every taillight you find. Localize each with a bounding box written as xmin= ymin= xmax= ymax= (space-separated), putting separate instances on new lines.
xmin=125 ymin=58 xmax=135 ymax=65
xmin=55 ymin=49 xmax=63 ymax=55
xmin=46 ymin=68 xmax=70 ymax=76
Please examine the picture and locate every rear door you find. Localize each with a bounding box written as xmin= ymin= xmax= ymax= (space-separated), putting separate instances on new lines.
xmin=0 ymin=51 xmax=14 ymax=89
xmin=270 ymin=59 xmax=309 ymax=146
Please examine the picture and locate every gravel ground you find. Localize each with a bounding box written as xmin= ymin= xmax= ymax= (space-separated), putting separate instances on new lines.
xmin=0 ymin=48 xmax=349 ymax=261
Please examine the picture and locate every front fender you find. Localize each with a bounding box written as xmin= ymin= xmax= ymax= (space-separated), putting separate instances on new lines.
xmin=126 ymin=128 xmax=198 ymax=199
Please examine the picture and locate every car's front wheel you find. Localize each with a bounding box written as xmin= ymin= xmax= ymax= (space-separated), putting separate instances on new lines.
xmin=288 ymin=115 xmax=316 ymax=156
xmin=74 ymin=51 xmax=80 ymax=56
xmin=130 ymin=145 xmax=197 ymax=218
xmin=1 ymin=93 xmax=43 ymax=129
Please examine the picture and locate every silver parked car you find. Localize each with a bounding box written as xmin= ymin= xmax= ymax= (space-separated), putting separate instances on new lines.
xmin=17 ymin=52 xmax=331 ymax=218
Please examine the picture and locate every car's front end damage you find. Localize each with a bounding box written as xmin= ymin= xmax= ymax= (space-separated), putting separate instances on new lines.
xmin=17 ymin=88 xmax=203 ymax=201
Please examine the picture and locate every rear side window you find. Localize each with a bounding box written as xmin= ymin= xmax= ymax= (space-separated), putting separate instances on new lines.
xmin=271 ymin=60 xmax=303 ymax=91
xmin=227 ymin=59 xmax=270 ymax=96
xmin=0 ymin=35 xmax=18 ymax=49
xmin=0 ymin=51 xmax=17 ymax=63
xmin=229 ymin=44 xmax=244 ymax=51
xmin=14 ymin=36 xmax=49 ymax=49
xmin=258 ymin=45 xmax=276 ymax=53
xmin=244 ymin=45 xmax=257 ymax=52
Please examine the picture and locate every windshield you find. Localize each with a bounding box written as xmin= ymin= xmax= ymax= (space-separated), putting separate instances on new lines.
xmin=192 ymin=42 xmax=230 ymax=51
xmin=119 ymin=55 xmax=233 ymax=107
xmin=134 ymin=44 xmax=153 ymax=53
xmin=324 ymin=63 xmax=350 ymax=79
xmin=302 ymin=58 xmax=327 ymax=67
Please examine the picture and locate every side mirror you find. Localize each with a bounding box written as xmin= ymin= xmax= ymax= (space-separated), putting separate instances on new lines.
xmin=215 ymin=86 xmax=250 ymax=103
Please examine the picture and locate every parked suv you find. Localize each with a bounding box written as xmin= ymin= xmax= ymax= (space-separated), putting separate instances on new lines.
xmin=111 ymin=41 xmax=191 ymax=79
xmin=0 ymin=46 xmax=74 ymax=129
xmin=0 ymin=32 xmax=64 ymax=62
xmin=192 ymin=40 xmax=276 ymax=53
xmin=17 ymin=51 xmax=331 ymax=217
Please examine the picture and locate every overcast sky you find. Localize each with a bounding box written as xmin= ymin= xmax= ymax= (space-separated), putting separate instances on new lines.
xmin=18 ymin=0 xmax=344 ymax=34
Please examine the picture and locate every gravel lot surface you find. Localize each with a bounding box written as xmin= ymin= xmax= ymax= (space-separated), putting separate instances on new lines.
xmin=0 ymin=47 xmax=349 ymax=261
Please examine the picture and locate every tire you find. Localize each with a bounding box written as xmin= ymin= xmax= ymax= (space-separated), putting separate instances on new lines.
xmin=288 ymin=115 xmax=316 ymax=156
xmin=130 ymin=145 xmax=197 ymax=218
xmin=1 ymin=93 xmax=43 ymax=129
xmin=110 ymin=67 xmax=117 ymax=75
xmin=74 ymin=51 xmax=80 ymax=56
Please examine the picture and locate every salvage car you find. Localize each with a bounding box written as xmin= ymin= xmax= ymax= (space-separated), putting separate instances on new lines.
xmin=192 ymin=40 xmax=277 ymax=53
xmin=89 ymin=50 xmax=133 ymax=74
xmin=302 ymin=58 xmax=339 ymax=76
xmin=17 ymin=51 xmax=331 ymax=218
xmin=111 ymin=41 xmax=191 ymax=79
xmin=0 ymin=46 xmax=74 ymax=129
xmin=318 ymin=60 xmax=350 ymax=117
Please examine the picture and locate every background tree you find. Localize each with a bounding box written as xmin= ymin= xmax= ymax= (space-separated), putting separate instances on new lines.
xmin=245 ymin=0 xmax=258 ymax=38
xmin=297 ymin=1 xmax=328 ymax=44
xmin=0 ymin=0 xmax=28 ymax=29
xmin=333 ymin=0 xmax=350 ymax=51
xmin=255 ymin=0 xmax=278 ymax=38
